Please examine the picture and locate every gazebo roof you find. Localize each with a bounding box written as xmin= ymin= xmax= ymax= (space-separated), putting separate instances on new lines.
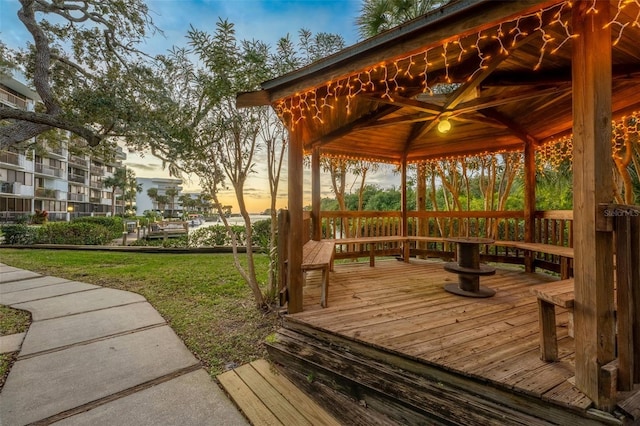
xmin=238 ymin=0 xmax=640 ymax=164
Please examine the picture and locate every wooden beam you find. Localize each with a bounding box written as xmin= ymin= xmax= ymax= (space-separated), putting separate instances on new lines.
xmin=312 ymin=146 xmax=321 ymax=241
xmin=356 ymin=112 xmax=436 ymax=130
xmin=309 ymin=105 xmax=401 ymax=148
xmin=480 ymin=108 xmax=538 ymax=145
xmin=288 ymin=130 xmax=305 ymax=314
xmin=453 ymin=85 xmax=571 ymax=116
xmin=362 ymin=94 xmax=443 ymax=114
xmin=482 ymin=63 xmax=640 ymax=87
xmin=571 ymin=1 xmax=616 ymax=410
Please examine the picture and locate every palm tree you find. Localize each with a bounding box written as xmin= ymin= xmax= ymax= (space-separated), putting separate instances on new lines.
xmin=102 ymin=175 xmax=121 ymax=216
xmin=178 ymin=194 xmax=194 ymax=213
xmin=165 ymin=186 xmax=179 ymax=218
xmin=356 ymin=0 xmax=447 ymax=39
xmin=156 ymin=195 xmax=169 ymax=217
xmin=146 ymin=187 xmax=159 ymax=211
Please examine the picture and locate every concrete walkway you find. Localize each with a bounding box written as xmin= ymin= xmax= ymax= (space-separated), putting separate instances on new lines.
xmin=0 ymin=263 xmax=248 ymax=426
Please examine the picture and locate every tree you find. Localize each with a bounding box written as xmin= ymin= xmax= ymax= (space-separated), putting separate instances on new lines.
xmin=356 ymin=0 xmax=448 ymax=39
xmin=165 ymin=20 xmax=345 ymax=308
xmin=1 ymin=0 xmax=189 ymax=171
xmin=155 ymin=195 xmax=169 ymax=215
xmin=146 ymin=188 xmax=159 ymax=211
xmin=103 ymin=167 xmax=139 ymax=217
xmin=165 ymin=187 xmax=179 ymax=218
xmin=178 ymin=194 xmax=195 ymax=213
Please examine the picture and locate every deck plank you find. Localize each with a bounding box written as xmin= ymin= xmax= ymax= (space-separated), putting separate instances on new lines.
xmin=217 ymin=368 xmax=283 ymax=426
xmin=290 ymin=259 xmax=595 ymax=414
xmin=250 ymin=360 xmax=340 ymax=426
xmin=232 ymin=363 xmax=313 ymax=426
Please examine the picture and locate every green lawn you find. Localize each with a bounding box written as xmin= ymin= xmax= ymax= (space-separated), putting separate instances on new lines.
xmin=0 ymin=249 xmax=279 ymax=377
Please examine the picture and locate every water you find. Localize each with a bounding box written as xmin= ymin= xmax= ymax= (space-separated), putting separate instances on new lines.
xmin=188 ymin=215 xmax=271 ymax=233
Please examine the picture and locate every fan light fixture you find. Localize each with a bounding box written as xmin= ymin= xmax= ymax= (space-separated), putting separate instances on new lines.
xmin=437 ymin=119 xmax=452 ymax=134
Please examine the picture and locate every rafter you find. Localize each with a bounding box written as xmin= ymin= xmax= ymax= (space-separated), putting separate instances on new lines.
xmin=309 ymin=104 xmax=401 ymax=148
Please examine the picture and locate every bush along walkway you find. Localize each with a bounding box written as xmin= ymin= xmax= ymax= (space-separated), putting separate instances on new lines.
xmin=0 ymin=263 xmax=247 ymax=425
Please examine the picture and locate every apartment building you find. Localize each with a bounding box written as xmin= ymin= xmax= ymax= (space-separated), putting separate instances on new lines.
xmin=135 ymin=177 xmax=183 ymax=217
xmin=1 ymin=76 xmax=126 ymax=222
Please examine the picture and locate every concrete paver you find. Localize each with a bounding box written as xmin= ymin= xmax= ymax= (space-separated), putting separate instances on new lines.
xmin=20 ymin=302 xmax=165 ymax=356
xmin=52 ymin=370 xmax=248 ymax=426
xmin=0 ymin=264 xmax=248 ymax=426
xmin=0 ymin=326 xmax=200 ymax=425
xmin=0 ymin=332 xmax=25 ymax=354
xmin=1 ymin=281 xmax=99 ymax=305
xmin=11 ymin=287 xmax=146 ymax=320
xmin=0 ymin=270 xmax=40 ymax=283
xmin=0 ymin=276 xmax=70 ymax=294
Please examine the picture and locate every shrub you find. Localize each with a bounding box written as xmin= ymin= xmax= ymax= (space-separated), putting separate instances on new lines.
xmin=189 ymin=225 xmax=228 ymax=247
xmin=130 ymin=236 xmax=189 ymax=248
xmin=252 ymin=218 xmax=272 ymax=251
xmin=0 ymin=224 xmax=39 ymax=245
xmin=72 ymin=216 xmax=124 ymax=238
xmin=188 ymin=224 xmax=249 ymax=248
xmin=37 ymin=222 xmax=112 ymax=245
xmin=31 ymin=209 xmax=48 ymax=224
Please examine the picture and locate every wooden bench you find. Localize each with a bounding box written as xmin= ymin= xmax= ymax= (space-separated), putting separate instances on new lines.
xmin=495 ymin=241 xmax=574 ymax=279
xmin=302 ymin=240 xmax=335 ymax=308
xmin=326 ymin=236 xmax=405 ymax=267
xmin=530 ymin=278 xmax=575 ymax=361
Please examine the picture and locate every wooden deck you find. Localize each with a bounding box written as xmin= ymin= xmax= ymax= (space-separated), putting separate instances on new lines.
xmin=281 ymin=259 xmax=637 ymax=422
xmin=218 ymin=359 xmax=340 ymax=426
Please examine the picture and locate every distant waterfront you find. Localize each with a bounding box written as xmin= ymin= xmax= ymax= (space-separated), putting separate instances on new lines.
xmin=189 ymin=215 xmax=271 ymax=232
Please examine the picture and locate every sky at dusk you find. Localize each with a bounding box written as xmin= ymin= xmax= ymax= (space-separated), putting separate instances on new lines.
xmin=1 ymin=0 xmax=401 ymax=212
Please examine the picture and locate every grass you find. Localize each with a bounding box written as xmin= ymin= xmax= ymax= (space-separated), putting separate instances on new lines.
xmin=0 ymin=306 xmax=31 ymax=388
xmin=0 ymin=305 xmax=31 ymax=336
xmin=0 ymin=248 xmax=280 ymax=378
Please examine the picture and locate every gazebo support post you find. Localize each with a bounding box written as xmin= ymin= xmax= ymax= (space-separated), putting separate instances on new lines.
xmin=417 ymin=165 xmax=427 ymax=259
xmin=523 ymin=140 xmax=536 ymax=271
xmin=288 ymin=130 xmax=305 ymax=314
xmin=312 ymin=146 xmax=322 ymax=241
xmin=572 ymin=1 xmax=616 ymax=410
xmin=401 ymin=157 xmax=409 ymax=262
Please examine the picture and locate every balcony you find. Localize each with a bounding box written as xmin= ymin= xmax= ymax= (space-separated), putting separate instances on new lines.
xmin=35 ymin=187 xmax=60 ymax=199
xmin=68 ymin=192 xmax=87 ymax=202
xmin=89 ymin=197 xmax=101 ymax=203
xmin=68 ymin=173 xmax=86 ymax=184
xmin=41 ymin=142 xmax=65 ymax=158
xmin=0 ymin=150 xmax=20 ymax=166
xmin=34 ymin=163 xmax=64 ymax=178
xmin=0 ymin=181 xmax=18 ymax=194
xmin=69 ymin=155 xmax=89 ymax=168
xmin=91 ymin=166 xmax=105 ymax=175
xmin=89 ymin=180 xmax=103 ymax=189
xmin=0 ymin=87 xmax=27 ymax=110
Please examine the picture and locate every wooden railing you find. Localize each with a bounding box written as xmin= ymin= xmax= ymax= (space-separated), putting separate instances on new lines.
xmin=314 ymin=210 xmax=573 ymax=271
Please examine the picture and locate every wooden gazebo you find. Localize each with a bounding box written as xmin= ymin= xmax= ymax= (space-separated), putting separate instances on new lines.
xmin=239 ymin=0 xmax=640 ymax=422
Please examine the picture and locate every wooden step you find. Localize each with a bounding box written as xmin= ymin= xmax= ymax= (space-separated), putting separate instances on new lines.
xmin=267 ymin=328 xmax=561 ymax=426
xmin=217 ymin=359 xmax=339 ymax=426
xmin=268 ymin=322 xmax=608 ymax=426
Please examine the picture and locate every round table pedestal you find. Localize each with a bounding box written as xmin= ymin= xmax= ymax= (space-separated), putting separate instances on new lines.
xmin=443 ymin=237 xmax=496 ymax=298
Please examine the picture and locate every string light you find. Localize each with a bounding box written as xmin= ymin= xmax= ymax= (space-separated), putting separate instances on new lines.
xmin=275 ymin=1 xmax=578 ymax=129
xmin=537 ymin=111 xmax=640 ymax=172
xmin=604 ymin=0 xmax=640 ymax=45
